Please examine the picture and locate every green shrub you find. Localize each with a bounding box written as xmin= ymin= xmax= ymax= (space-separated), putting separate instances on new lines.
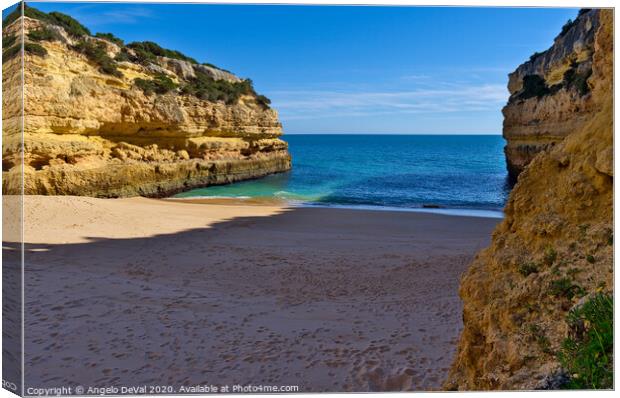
xmin=559 ymin=19 xmax=575 ymax=37
xmin=518 ymin=262 xmax=539 ymax=277
xmin=558 ymin=293 xmax=613 ymax=389
xmin=127 ymin=41 xmax=197 ymax=64
xmin=4 ymin=41 xmax=50 ymax=60
xmin=21 ymin=42 xmax=47 ymax=57
xmin=4 ymin=3 xmax=49 ymax=26
xmin=47 ymin=11 xmax=90 ymax=37
xmin=528 ymin=324 xmax=552 ymax=354
xmin=179 ymin=72 xmax=271 ymax=107
xmin=549 ymin=278 xmax=580 ymax=300
xmin=3 ymin=3 xmax=89 ymax=37
xmin=73 ymin=40 xmax=122 ymax=77
xmin=544 ymin=246 xmax=558 ymax=265
xmin=180 ymin=70 xmax=253 ymax=104
xmin=518 ymin=74 xmax=550 ymax=100
xmin=27 ymin=26 xmax=61 ymax=42
xmin=114 ymin=48 xmax=131 ymax=62
xmin=563 ymin=65 xmax=592 ymax=96
xmin=529 ymin=51 xmax=546 ymax=63
xmin=124 ymin=45 xmax=156 ymax=65
xmin=256 ymin=94 xmax=271 ymax=109
xmin=2 ymin=43 xmax=21 ymax=62
xmin=2 ymin=34 xmax=17 ymax=49
xmin=95 ymin=32 xmax=124 ymax=47
xmin=134 ymin=73 xmax=177 ymax=95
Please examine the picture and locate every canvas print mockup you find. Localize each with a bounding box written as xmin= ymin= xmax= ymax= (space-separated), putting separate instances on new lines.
xmin=1 ymin=1 xmax=614 ymax=395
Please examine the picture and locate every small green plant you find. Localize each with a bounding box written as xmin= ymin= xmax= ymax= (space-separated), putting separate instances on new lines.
xmin=2 ymin=34 xmax=17 ymax=49
xmin=563 ymin=63 xmax=592 ymax=96
xmin=114 ymin=48 xmax=131 ymax=62
xmin=2 ymin=43 xmax=20 ymax=62
xmin=529 ymin=51 xmax=546 ymax=63
xmin=6 ymin=41 xmax=50 ymax=60
xmin=544 ymin=246 xmax=558 ymax=266
xmin=518 ymin=74 xmax=550 ymax=100
xmin=559 ymin=19 xmax=575 ymax=37
xmin=528 ymin=324 xmax=552 ymax=354
xmin=549 ymin=278 xmax=579 ymax=300
xmin=537 ymin=335 xmax=552 ymax=354
xmin=558 ymin=293 xmax=613 ymax=389
xmin=524 ymin=302 xmax=540 ymax=313
xmin=127 ymin=41 xmax=197 ymax=64
xmin=27 ymin=26 xmax=61 ymax=42
xmin=518 ymin=262 xmax=539 ymax=277
xmin=604 ymin=229 xmax=613 ymax=246
xmin=73 ymin=40 xmax=122 ymax=77
xmin=256 ymin=94 xmax=271 ymax=109
xmin=95 ymin=32 xmax=124 ymax=46
xmin=23 ymin=42 xmax=47 ymax=57
xmin=134 ymin=73 xmax=177 ymax=95
xmin=528 ymin=324 xmax=541 ymax=334
xmin=586 ymin=254 xmax=596 ymax=264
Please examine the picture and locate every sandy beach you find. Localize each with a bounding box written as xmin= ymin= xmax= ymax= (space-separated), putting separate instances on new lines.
xmin=5 ymin=196 xmax=499 ymax=392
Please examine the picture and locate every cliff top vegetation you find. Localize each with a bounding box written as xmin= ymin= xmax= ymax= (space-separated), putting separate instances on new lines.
xmin=2 ymin=2 xmax=271 ymax=108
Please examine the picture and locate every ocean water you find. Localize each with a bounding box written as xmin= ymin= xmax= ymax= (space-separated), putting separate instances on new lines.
xmin=175 ymin=135 xmax=511 ymax=216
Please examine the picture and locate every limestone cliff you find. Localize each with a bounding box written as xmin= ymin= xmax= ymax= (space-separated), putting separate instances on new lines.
xmin=2 ymin=5 xmax=291 ymax=197
xmin=503 ymin=9 xmax=600 ymax=181
xmin=446 ymin=9 xmax=612 ymax=390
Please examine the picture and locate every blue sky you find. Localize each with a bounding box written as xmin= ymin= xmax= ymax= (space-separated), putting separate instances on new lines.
xmin=4 ymin=2 xmax=578 ymax=134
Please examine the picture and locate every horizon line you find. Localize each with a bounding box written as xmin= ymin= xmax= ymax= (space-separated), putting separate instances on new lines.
xmin=283 ymin=132 xmax=503 ymax=135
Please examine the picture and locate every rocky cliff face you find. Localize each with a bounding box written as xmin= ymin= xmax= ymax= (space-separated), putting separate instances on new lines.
xmin=2 ymin=7 xmax=291 ymax=197
xmin=446 ymin=9 xmax=612 ymax=390
xmin=503 ymin=9 xmax=600 ymax=181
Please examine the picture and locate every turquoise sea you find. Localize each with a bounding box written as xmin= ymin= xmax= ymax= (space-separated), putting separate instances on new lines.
xmin=175 ymin=135 xmax=510 ymax=217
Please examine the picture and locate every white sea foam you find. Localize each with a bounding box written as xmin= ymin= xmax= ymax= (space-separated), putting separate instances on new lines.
xmin=167 ymin=196 xmax=504 ymax=218
xmin=166 ymin=195 xmax=252 ymax=200
xmin=297 ymin=202 xmax=505 ymax=219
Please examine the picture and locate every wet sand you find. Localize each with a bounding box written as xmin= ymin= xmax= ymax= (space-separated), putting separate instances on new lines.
xmin=6 ymin=196 xmax=499 ymax=392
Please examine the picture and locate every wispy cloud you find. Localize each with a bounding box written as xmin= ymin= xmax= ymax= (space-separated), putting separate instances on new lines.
xmin=271 ymin=83 xmax=509 ymax=121
xmin=61 ymin=5 xmax=156 ymax=26
xmin=400 ymin=74 xmax=431 ymax=81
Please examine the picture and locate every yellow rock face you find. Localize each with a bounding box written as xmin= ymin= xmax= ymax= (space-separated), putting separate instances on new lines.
xmin=2 ymin=16 xmax=291 ymax=197
xmin=502 ymin=10 xmax=601 ymax=181
xmin=446 ymin=9 xmax=613 ymax=390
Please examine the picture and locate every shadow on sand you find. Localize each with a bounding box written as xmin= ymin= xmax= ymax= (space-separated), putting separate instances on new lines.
xmin=4 ymin=206 xmax=499 ymax=392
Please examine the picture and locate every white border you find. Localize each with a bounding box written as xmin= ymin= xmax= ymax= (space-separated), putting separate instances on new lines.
xmin=0 ymin=1 xmax=617 ymax=398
